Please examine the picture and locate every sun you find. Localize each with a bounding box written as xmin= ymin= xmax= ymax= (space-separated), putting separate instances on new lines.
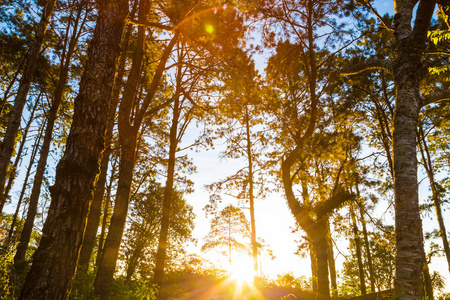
xmin=205 ymin=24 xmax=215 ymax=34
xmin=229 ymin=255 xmax=255 ymax=284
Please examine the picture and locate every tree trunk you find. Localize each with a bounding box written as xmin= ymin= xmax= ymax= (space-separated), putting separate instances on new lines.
xmin=418 ymin=125 xmax=450 ymax=276
xmin=76 ymin=9 xmax=134 ymax=269
xmin=244 ymin=107 xmax=258 ymax=282
xmin=422 ymin=248 xmax=434 ymax=300
xmin=18 ymin=1 xmax=128 ymax=298
xmin=93 ymin=2 xmax=148 ymax=295
xmin=356 ymin=185 xmax=376 ymax=293
xmin=94 ymin=136 xmax=137 ymax=299
xmin=96 ymin=159 xmax=117 ymax=268
xmin=392 ymin=1 xmax=435 ymax=298
xmin=153 ymin=95 xmax=180 ymax=288
xmin=350 ymin=201 xmax=366 ymax=295
xmin=326 ymin=221 xmax=337 ymax=298
xmin=312 ymin=221 xmax=330 ymax=299
xmin=5 ymin=117 xmax=44 ymax=249
xmin=310 ymin=244 xmax=318 ymax=292
xmin=2 ymin=95 xmax=39 ymax=210
xmin=14 ymin=5 xmax=85 ymax=266
xmin=0 ymin=0 xmax=57 ymax=213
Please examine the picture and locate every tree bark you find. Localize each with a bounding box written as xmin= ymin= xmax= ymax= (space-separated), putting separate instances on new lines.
xmin=418 ymin=125 xmax=450 ymax=276
xmin=96 ymin=159 xmax=117 ymax=268
xmin=245 ymin=107 xmax=258 ymax=282
xmin=5 ymin=116 xmax=44 ymax=249
xmin=326 ymin=221 xmax=337 ymax=298
xmin=2 ymin=95 xmax=39 ymax=210
xmin=0 ymin=0 xmax=57 ymax=213
xmin=153 ymin=95 xmax=180 ymax=288
xmin=18 ymin=0 xmax=128 ymax=298
xmin=93 ymin=2 xmax=149 ymax=296
xmin=350 ymin=201 xmax=366 ymax=295
xmin=356 ymin=184 xmax=376 ymax=293
xmin=392 ymin=1 xmax=435 ymax=298
xmin=14 ymin=4 xmax=86 ymax=266
xmin=77 ymin=4 xmax=136 ymax=269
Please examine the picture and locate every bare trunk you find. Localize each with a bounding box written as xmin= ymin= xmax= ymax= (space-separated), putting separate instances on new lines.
xmin=313 ymin=221 xmax=330 ymax=299
xmin=77 ymin=12 xmax=134 ymax=269
xmin=94 ymin=137 xmax=137 ymax=299
xmin=418 ymin=125 xmax=450 ymax=276
xmin=154 ymin=96 xmax=180 ymax=288
xmin=310 ymin=244 xmax=318 ymax=292
xmin=3 ymin=96 xmax=39 ymax=209
xmin=422 ymin=249 xmax=434 ymax=300
xmin=350 ymin=201 xmax=366 ymax=295
xmin=14 ymin=5 xmax=85 ymax=266
xmin=5 ymin=117 xmax=44 ymax=249
xmin=356 ymin=184 xmax=376 ymax=293
xmin=0 ymin=0 xmax=57 ymax=213
xmin=392 ymin=1 xmax=435 ymax=298
xmin=326 ymin=222 xmax=337 ymax=297
xmin=244 ymin=107 xmax=258 ymax=282
xmin=96 ymin=160 xmax=117 ymax=268
xmin=18 ymin=1 xmax=128 ymax=298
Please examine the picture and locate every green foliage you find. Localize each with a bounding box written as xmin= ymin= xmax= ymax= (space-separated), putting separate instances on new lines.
xmin=0 ymin=250 xmax=13 ymax=299
xmin=268 ymin=272 xmax=311 ymax=291
xmin=202 ymin=205 xmax=251 ymax=261
xmin=120 ymin=179 xmax=195 ymax=280
xmin=428 ymin=29 xmax=450 ymax=45
xmin=70 ymin=267 xmax=97 ymax=300
xmin=111 ymin=278 xmax=157 ymax=300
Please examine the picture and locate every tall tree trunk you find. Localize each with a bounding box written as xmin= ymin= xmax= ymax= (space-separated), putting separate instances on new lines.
xmin=0 ymin=0 xmax=57 ymax=213
xmin=94 ymin=136 xmax=137 ymax=299
xmin=18 ymin=1 xmax=128 ymax=298
xmin=392 ymin=1 xmax=435 ymax=298
xmin=244 ymin=107 xmax=258 ymax=282
xmin=153 ymin=95 xmax=180 ymax=288
xmin=356 ymin=184 xmax=376 ymax=293
xmin=14 ymin=5 xmax=85 ymax=266
xmin=93 ymin=2 xmax=149 ymax=296
xmin=326 ymin=221 xmax=337 ymax=298
xmin=96 ymin=159 xmax=117 ymax=268
xmin=5 ymin=118 xmax=44 ymax=249
xmin=312 ymin=221 xmax=330 ymax=298
xmin=76 ymin=9 xmax=135 ymax=269
xmin=310 ymin=244 xmax=318 ymax=292
xmin=0 ymin=57 xmax=27 ymax=116
xmin=350 ymin=201 xmax=366 ymax=295
xmin=422 ymin=248 xmax=434 ymax=300
xmin=3 ymin=95 xmax=40 ymax=208
xmin=418 ymin=125 xmax=450 ymax=276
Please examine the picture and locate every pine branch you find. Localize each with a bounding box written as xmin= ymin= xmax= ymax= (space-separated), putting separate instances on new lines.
xmin=341 ymin=59 xmax=392 ymax=76
xmin=421 ymin=89 xmax=450 ymax=107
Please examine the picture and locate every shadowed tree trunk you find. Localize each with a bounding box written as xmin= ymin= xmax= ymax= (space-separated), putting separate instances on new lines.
xmin=153 ymin=94 xmax=181 ymax=288
xmin=96 ymin=158 xmax=118 ymax=268
xmin=14 ymin=4 xmax=87 ymax=266
xmin=350 ymin=200 xmax=366 ymax=295
xmin=0 ymin=0 xmax=57 ymax=214
xmin=94 ymin=4 xmax=177 ymax=297
xmin=326 ymin=222 xmax=337 ymax=297
xmin=392 ymin=1 xmax=435 ymax=297
xmin=5 ymin=115 xmax=44 ymax=248
xmin=356 ymin=184 xmax=376 ymax=293
xmin=3 ymin=96 xmax=39 ymax=206
xmin=418 ymin=124 xmax=450 ymax=276
xmin=244 ymin=107 xmax=259 ymax=282
xmin=77 ymin=4 xmax=136 ymax=269
xmin=18 ymin=0 xmax=129 ymax=298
